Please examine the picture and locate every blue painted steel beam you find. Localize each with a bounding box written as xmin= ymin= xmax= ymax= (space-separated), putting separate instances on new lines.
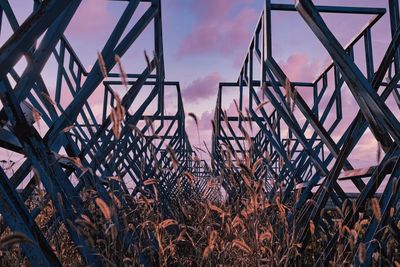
xmin=0 ymin=1 xmax=213 ymax=265
xmin=212 ymin=1 xmax=400 ymax=264
xmin=0 ymin=168 xmax=61 ymax=266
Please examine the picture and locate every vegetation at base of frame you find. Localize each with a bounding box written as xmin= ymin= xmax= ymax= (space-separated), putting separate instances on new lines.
xmin=0 ymin=56 xmax=399 ymax=267
xmin=0 ymin=162 xmax=400 ymax=266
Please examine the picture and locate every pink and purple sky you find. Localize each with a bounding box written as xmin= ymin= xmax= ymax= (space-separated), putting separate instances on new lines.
xmin=1 ymin=0 xmax=399 ymax=180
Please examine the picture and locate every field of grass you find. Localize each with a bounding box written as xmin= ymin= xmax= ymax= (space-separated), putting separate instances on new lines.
xmin=1 ymin=162 xmax=399 ymax=266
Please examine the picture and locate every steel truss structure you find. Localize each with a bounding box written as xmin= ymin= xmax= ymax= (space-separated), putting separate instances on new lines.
xmin=0 ymin=0 xmax=216 ymax=265
xmin=212 ymin=0 xmax=400 ymax=265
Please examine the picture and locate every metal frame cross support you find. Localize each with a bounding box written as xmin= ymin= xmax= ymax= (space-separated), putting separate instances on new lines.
xmin=0 ymin=0 xmax=213 ymax=265
xmin=212 ymin=1 xmax=400 ymax=264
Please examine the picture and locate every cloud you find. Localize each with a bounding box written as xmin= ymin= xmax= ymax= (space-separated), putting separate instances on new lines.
xmin=66 ymin=0 xmax=113 ymax=40
xmin=191 ymin=0 xmax=234 ymax=19
xmin=177 ymin=3 xmax=258 ymax=59
xmin=182 ymin=72 xmax=221 ymax=103
xmin=278 ymin=53 xmax=329 ymax=82
xmin=190 ymin=0 xmax=255 ymax=19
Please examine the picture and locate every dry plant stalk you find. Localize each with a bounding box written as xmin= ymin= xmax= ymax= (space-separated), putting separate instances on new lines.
xmin=0 ymin=233 xmax=33 ymax=250
xmin=232 ymin=239 xmax=252 ymax=254
xmin=115 ymin=54 xmax=128 ymax=89
xmin=256 ymin=100 xmax=270 ymax=111
xmin=358 ymin=243 xmax=366 ymax=264
xmin=41 ymin=91 xmax=56 ymax=106
xmin=95 ymin=197 xmax=111 ymax=221
xmin=371 ymin=198 xmax=381 ymax=221
xmin=110 ymin=90 xmax=126 ymax=140
xmin=4 ymin=147 xmax=399 ymax=266
xmin=97 ymin=51 xmax=107 ymax=78
xmin=166 ymin=145 xmax=179 ymax=171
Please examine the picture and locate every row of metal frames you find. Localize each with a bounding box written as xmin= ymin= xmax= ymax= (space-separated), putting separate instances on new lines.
xmin=0 ymin=0 xmax=216 ymax=265
xmin=212 ymin=0 xmax=400 ymax=265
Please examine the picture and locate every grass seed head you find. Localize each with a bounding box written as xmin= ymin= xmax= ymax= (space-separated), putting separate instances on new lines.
xmin=97 ymin=51 xmax=107 ymax=78
xmin=95 ymin=197 xmax=112 ymax=221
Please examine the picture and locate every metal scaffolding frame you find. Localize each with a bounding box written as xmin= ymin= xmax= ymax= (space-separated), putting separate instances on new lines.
xmin=212 ymin=0 xmax=400 ymax=265
xmin=0 ymin=0 xmax=215 ymax=265
xmin=1 ymin=0 xmax=399 ymax=265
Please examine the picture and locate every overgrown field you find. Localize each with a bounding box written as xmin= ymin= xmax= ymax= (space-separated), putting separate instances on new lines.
xmin=1 ymin=166 xmax=399 ymax=266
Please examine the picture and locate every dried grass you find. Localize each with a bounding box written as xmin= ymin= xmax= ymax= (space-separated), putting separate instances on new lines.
xmin=2 ymin=97 xmax=399 ymax=266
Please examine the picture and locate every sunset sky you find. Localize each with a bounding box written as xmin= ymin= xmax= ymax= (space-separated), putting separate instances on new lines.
xmin=1 ymin=0 xmax=398 ymax=177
